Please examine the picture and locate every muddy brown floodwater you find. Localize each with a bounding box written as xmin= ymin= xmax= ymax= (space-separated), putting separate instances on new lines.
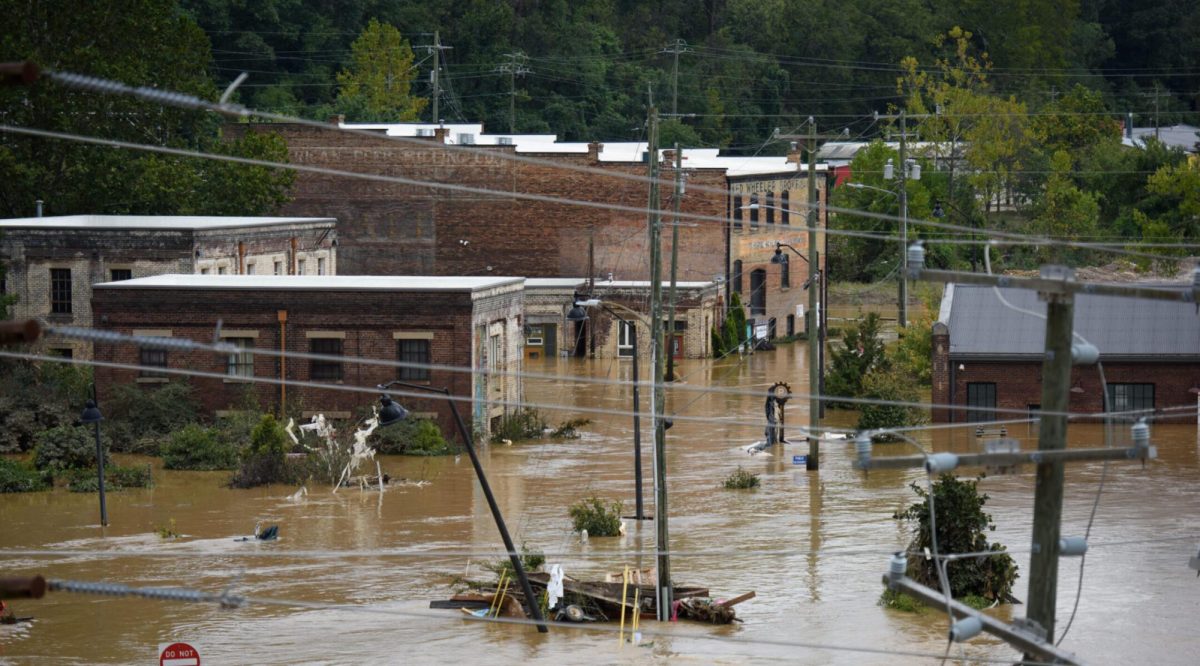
xmin=2 ymin=342 xmax=1198 ymax=664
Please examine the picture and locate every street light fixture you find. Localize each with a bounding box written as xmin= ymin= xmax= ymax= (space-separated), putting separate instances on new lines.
xmin=566 ymin=298 xmax=649 ymax=521
xmin=374 ymin=380 xmax=548 ymax=633
xmin=77 ymin=394 xmax=106 ymax=527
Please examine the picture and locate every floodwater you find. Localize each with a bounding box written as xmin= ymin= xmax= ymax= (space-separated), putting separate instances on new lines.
xmin=2 ymin=342 xmax=1198 ymax=664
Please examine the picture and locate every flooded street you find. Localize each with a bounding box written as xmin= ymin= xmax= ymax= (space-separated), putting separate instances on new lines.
xmin=3 ymin=342 xmax=1198 ymax=664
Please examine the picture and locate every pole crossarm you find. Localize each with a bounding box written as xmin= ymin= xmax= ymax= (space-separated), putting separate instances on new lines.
xmin=908 ymin=266 xmax=1199 ymax=304
xmin=882 ymin=574 xmax=1084 ymax=665
xmin=862 ymin=444 xmax=1156 ymax=471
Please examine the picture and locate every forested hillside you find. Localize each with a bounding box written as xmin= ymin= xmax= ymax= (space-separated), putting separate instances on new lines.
xmin=182 ymin=0 xmax=1200 ymax=148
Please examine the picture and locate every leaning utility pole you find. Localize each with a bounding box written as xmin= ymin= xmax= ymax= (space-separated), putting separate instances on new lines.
xmin=646 ymin=101 xmax=672 ymax=621
xmin=497 ymin=52 xmax=530 ymax=134
xmin=663 ymin=39 xmax=688 ymax=117
xmin=665 ymin=143 xmax=683 ymax=382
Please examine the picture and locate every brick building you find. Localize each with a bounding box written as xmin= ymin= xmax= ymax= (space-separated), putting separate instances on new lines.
xmin=522 ymin=278 xmax=586 ymax=360
xmin=931 ymin=283 xmax=1200 ymax=423
xmin=727 ymin=164 xmax=830 ymax=339
xmin=227 ymin=123 xmax=730 ymax=283
xmin=91 ymin=275 xmax=525 ymax=440
xmin=0 ymin=215 xmax=336 ymax=358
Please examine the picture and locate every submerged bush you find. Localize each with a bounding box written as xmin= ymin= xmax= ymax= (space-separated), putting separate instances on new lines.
xmin=722 ymin=466 xmax=761 ymax=489
xmin=0 ymin=458 xmax=51 ymax=493
xmin=491 ymin=409 xmax=547 ymax=443
xmin=0 ymin=360 xmax=91 ymax=453
xmin=64 ymin=463 xmax=152 ymax=492
xmin=568 ymin=496 xmax=622 ymax=536
xmin=229 ymin=415 xmax=307 ymax=488
xmin=371 ymin=417 xmax=454 ymax=456
xmin=483 ymin=543 xmax=546 ymax=581
xmin=33 ymin=425 xmax=111 ymax=472
xmin=162 ymin=424 xmax=238 ymax=470
xmin=105 ymin=381 xmax=202 ymax=453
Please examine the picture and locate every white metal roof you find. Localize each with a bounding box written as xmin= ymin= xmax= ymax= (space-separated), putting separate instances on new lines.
xmin=525 ymin=278 xmax=587 ymax=289
xmin=595 ymin=280 xmax=715 ymax=289
xmin=94 ymin=274 xmax=523 ymax=292
xmin=0 ymin=215 xmax=335 ymax=230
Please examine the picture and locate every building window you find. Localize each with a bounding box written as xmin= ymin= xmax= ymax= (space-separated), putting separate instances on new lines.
xmin=246 ymin=262 xmax=255 ymax=275
xmin=781 ymin=191 xmax=790 ymax=224
xmin=50 ymin=268 xmax=72 ymax=314
xmin=765 ymin=193 xmax=775 ymax=224
xmin=749 ymin=195 xmax=759 ymax=229
xmin=226 ymin=338 xmax=254 ymax=378
xmin=309 ymin=338 xmax=343 ymax=381
xmin=781 ymin=258 xmax=790 ymax=288
xmin=732 ymin=195 xmax=743 ymax=231
xmin=274 ymin=261 xmax=283 ymax=276
xmin=139 ymin=347 xmax=168 ymax=377
xmin=50 ymin=347 xmax=73 ymax=359
xmin=786 ymin=314 xmax=795 ymax=337
xmin=297 ymin=259 xmax=306 ymax=275
xmin=218 ymin=266 xmax=227 ymax=275
xmin=732 ymin=260 xmax=743 ymax=295
xmin=201 ymin=268 xmax=210 ymax=275
xmin=1106 ymin=383 xmax=1154 ymax=415
xmin=110 ymin=269 xmax=132 ymax=282
xmin=966 ymin=382 xmax=997 ymax=422
xmin=398 ymin=339 xmax=431 ymax=381
xmin=768 ymin=317 xmax=777 ymax=339
xmin=617 ymin=320 xmax=634 ymax=357
xmin=317 ymin=257 xmax=326 ymax=276
xmin=749 ymin=269 xmax=767 ymax=315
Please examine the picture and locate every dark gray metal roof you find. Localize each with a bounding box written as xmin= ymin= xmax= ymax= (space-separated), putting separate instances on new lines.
xmin=945 ymin=284 xmax=1200 ymax=359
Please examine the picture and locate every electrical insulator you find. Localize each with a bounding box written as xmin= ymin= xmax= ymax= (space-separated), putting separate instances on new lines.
xmin=1059 ymin=536 xmax=1088 ymax=556
xmin=883 ymin=158 xmax=895 ymax=180
xmin=1071 ymin=342 xmax=1099 ymax=365
xmin=889 ymin=552 xmax=907 ymax=582
xmin=924 ymin=452 xmax=959 ymax=474
xmin=906 ymin=243 xmax=926 ymax=271
xmin=855 ymin=432 xmax=872 ymax=469
xmin=908 ymin=160 xmax=921 ymax=181
xmin=949 ymin=616 xmax=984 ymax=642
xmin=1131 ymin=420 xmax=1150 ymax=448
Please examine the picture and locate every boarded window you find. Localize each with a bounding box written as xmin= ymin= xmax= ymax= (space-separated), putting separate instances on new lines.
xmin=966 ymin=382 xmax=997 ymax=422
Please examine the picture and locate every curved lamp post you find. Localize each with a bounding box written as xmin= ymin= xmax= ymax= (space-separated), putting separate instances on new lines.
xmin=78 ymin=395 xmax=106 ymax=527
xmin=375 ymin=380 xmax=548 ymax=633
xmin=567 ymin=298 xmax=649 ymax=521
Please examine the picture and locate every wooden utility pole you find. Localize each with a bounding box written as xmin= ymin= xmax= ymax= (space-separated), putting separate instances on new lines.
xmin=663 ymin=39 xmax=688 ymax=117
xmin=897 ymin=111 xmax=909 ymax=327
xmin=665 ymin=143 xmax=682 ymax=381
xmin=805 ymin=122 xmax=821 ymax=470
xmin=1026 ymin=265 xmax=1075 ymax=644
xmin=497 ymin=52 xmax=529 ymax=134
xmin=420 ymin=32 xmax=451 ymax=124
xmin=646 ymin=102 xmax=672 ymax=621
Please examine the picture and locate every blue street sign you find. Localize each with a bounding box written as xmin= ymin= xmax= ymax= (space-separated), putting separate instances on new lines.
xmin=792 ymin=455 xmax=807 ymax=465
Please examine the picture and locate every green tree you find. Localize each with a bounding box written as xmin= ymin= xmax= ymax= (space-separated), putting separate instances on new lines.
xmin=1033 ymin=151 xmax=1101 ymax=262
xmin=825 ymin=313 xmax=888 ymax=405
xmin=335 ymin=19 xmax=427 ymax=122
xmin=0 ymin=0 xmax=293 ymax=218
xmin=857 ymin=367 xmax=926 ymax=434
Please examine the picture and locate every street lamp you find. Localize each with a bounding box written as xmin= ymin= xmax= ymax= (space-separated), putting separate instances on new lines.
xmin=78 ymin=394 xmax=106 ymax=527
xmin=375 ymin=380 xmax=548 ymax=633
xmin=883 ymin=157 xmax=920 ymax=327
xmin=567 ymin=297 xmax=648 ymax=521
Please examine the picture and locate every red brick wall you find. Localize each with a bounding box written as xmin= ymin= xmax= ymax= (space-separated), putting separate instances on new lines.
xmin=91 ymin=287 xmax=483 ymax=439
xmin=227 ymin=125 xmax=729 ymax=282
xmin=932 ymin=355 xmax=1200 ymax=423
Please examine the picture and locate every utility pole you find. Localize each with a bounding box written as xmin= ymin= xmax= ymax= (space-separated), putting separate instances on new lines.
xmin=663 ymin=39 xmax=688 ymax=117
xmin=646 ymin=101 xmax=672 ymax=622
xmin=665 ymin=143 xmax=683 ymax=382
xmin=897 ymin=111 xmax=909 ymax=328
xmin=497 ymin=52 xmax=530 ymax=134
xmin=419 ymin=32 xmax=451 ymax=124
xmin=1026 ymin=265 xmax=1074 ymax=645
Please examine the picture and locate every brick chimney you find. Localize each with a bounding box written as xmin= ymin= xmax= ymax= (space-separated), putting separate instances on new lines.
xmin=587 ymin=141 xmax=603 ymax=163
xmin=434 ymin=127 xmax=449 ymax=143
xmin=785 ymin=141 xmax=801 ymax=165
xmin=328 ymin=114 xmax=345 ymax=126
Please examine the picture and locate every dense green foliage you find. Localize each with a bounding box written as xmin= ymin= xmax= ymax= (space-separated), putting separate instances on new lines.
xmin=0 ymin=0 xmax=294 ymax=218
xmin=856 ymin=368 xmax=927 ymax=434
xmin=162 ymin=424 xmax=239 ymax=470
xmin=0 ymin=361 xmax=92 ymax=453
xmin=568 ymin=496 xmax=622 ymax=536
xmin=63 ymin=464 xmax=153 ymax=492
xmin=490 ymin=408 xmax=547 ymax=443
xmin=0 ymin=458 xmax=50 ymax=493
xmin=33 ymin=425 xmax=112 ymax=472
xmin=712 ymin=292 xmax=749 ymax=357
xmin=893 ymin=475 xmax=1018 ymax=604
xmin=229 ymin=414 xmax=302 ymax=488
xmin=825 ymin=313 xmax=888 ymax=405
xmin=105 ymin=382 xmax=203 ymax=454
xmin=372 ymin=417 xmax=454 ymax=455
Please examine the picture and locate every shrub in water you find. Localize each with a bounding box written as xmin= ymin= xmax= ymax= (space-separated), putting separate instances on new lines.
xmin=0 ymin=458 xmax=50 ymax=493
xmin=490 ymin=409 xmax=547 ymax=443
xmin=568 ymin=496 xmax=622 ymax=536
xmin=229 ymin=415 xmax=303 ymax=488
xmin=484 ymin=543 xmax=546 ymax=580
xmin=64 ymin=463 xmax=152 ymax=492
xmin=550 ymin=418 xmax=591 ymax=439
xmin=722 ymin=466 xmax=761 ymax=489
xmin=371 ymin=417 xmax=454 ymax=455
xmin=105 ymin=381 xmax=202 ymax=453
xmin=162 ymin=424 xmax=239 ymax=470
xmin=0 ymin=360 xmax=91 ymax=453
xmin=33 ymin=425 xmax=111 ymax=472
